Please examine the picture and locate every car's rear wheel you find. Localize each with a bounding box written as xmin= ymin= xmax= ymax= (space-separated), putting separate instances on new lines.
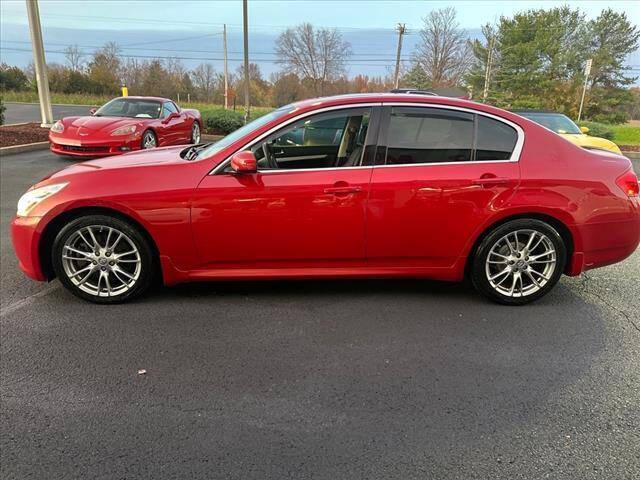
xmin=141 ymin=130 xmax=157 ymax=149
xmin=190 ymin=122 xmax=201 ymax=144
xmin=471 ymin=219 xmax=566 ymax=305
xmin=52 ymin=215 xmax=155 ymax=303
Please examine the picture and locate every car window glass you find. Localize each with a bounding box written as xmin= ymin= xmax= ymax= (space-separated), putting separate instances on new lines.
xmin=162 ymin=102 xmax=178 ymax=118
xmin=254 ymin=109 xmax=371 ymax=170
xmin=476 ymin=116 xmax=518 ymax=161
xmin=95 ymin=99 xmax=162 ymax=119
xmin=386 ymin=107 xmax=474 ymax=164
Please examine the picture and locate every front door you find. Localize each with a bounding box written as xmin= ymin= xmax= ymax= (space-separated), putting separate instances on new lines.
xmin=191 ymin=106 xmax=379 ymax=268
xmin=366 ymin=106 xmax=522 ymax=268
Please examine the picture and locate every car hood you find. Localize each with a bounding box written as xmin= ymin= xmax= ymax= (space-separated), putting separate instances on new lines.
xmin=46 ymin=146 xmax=188 ymax=179
xmin=62 ymin=116 xmax=146 ymax=134
xmin=559 ymin=133 xmax=622 ymax=154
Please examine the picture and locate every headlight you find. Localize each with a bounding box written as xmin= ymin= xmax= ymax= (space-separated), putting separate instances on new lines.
xmin=111 ymin=124 xmax=138 ymax=136
xmin=50 ymin=120 xmax=64 ymax=133
xmin=17 ymin=183 xmax=68 ymax=217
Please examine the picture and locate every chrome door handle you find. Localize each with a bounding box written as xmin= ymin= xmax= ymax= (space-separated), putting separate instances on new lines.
xmin=324 ymin=186 xmax=363 ymax=194
xmin=472 ymin=177 xmax=510 ymax=186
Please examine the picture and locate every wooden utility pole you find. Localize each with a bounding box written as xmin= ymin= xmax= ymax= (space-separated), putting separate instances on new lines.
xmin=242 ymin=0 xmax=250 ymax=123
xmin=482 ymin=34 xmax=495 ymax=102
xmin=223 ymin=24 xmax=229 ymax=109
xmin=393 ymin=23 xmax=406 ymax=89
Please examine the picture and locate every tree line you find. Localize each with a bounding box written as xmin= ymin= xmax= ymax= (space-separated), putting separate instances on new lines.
xmin=1 ymin=6 xmax=638 ymax=122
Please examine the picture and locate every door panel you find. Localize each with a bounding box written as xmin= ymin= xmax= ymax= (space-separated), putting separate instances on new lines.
xmin=192 ymin=168 xmax=372 ymax=266
xmin=367 ymin=163 xmax=520 ymax=267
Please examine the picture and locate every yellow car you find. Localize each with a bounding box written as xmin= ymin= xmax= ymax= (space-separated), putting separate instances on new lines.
xmin=513 ymin=110 xmax=622 ymax=155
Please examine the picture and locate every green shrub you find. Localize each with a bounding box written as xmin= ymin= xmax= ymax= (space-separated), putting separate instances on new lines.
xmin=590 ymin=112 xmax=629 ymax=125
xmin=0 ymin=98 xmax=5 ymax=125
xmin=203 ymin=109 xmax=245 ymax=134
xmin=578 ymin=121 xmax=614 ymax=140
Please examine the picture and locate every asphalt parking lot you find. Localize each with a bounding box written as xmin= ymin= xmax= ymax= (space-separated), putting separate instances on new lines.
xmin=3 ymin=102 xmax=92 ymax=125
xmin=1 ymin=149 xmax=639 ymax=479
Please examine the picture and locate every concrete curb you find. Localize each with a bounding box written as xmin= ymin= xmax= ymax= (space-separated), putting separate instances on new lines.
xmin=202 ymin=134 xmax=223 ymax=142
xmin=0 ymin=142 xmax=49 ymax=156
xmin=622 ymin=151 xmax=640 ymax=160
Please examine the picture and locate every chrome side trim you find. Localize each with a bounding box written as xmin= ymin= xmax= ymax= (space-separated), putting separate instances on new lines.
xmin=210 ymin=102 xmax=525 ymax=175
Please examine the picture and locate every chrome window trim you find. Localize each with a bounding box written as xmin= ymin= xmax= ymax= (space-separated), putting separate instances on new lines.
xmin=210 ymin=102 xmax=524 ymax=175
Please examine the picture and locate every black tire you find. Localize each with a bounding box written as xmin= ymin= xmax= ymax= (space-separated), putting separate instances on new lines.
xmin=190 ymin=121 xmax=201 ymax=144
xmin=52 ymin=215 xmax=155 ymax=304
xmin=471 ymin=219 xmax=567 ymax=305
xmin=141 ymin=130 xmax=157 ymax=149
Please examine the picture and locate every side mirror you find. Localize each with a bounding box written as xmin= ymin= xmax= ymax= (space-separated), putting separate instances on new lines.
xmin=163 ymin=112 xmax=180 ymax=123
xmin=580 ymin=126 xmax=590 ymax=134
xmin=230 ymin=151 xmax=257 ymax=174
xmin=89 ymin=107 xmax=97 ymax=115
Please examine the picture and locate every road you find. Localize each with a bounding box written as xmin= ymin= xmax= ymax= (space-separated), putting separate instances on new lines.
xmin=3 ymin=102 xmax=94 ymax=124
xmin=1 ymin=150 xmax=639 ymax=479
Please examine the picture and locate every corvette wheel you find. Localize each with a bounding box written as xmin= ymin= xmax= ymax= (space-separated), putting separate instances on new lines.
xmin=190 ymin=122 xmax=201 ymax=144
xmin=52 ymin=215 xmax=155 ymax=303
xmin=141 ymin=130 xmax=157 ymax=149
xmin=471 ymin=219 xmax=566 ymax=305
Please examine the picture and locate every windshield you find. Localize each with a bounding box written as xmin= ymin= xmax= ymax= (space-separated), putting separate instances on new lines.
xmin=95 ymin=99 xmax=162 ymax=119
xmin=198 ymin=105 xmax=296 ymax=158
xmin=518 ymin=112 xmax=581 ymax=134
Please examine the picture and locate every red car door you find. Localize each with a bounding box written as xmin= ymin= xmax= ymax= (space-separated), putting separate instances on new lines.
xmin=157 ymin=102 xmax=187 ymax=145
xmin=191 ymin=107 xmax=379 ymax=268
xmin=366 ymin=105 xmax=522 ymax=269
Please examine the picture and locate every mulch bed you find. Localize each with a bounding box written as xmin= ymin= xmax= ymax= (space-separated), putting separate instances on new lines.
xmin=620 ymin=145 xmax=639 ymax=152
xmin=0 ymin=123 xmax=50 ymax=148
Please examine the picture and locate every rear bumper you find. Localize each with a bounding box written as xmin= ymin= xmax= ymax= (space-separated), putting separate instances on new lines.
xmin=567 ymin=202 xmax=640 ymax=275
xmin=10 ymin=216 xmax=46 ymax=281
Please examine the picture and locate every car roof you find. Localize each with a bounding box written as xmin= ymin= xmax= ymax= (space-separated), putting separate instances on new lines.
xmin=511 ymin=110 xmax=563 ymax=115
xmin=112 ymin=96 xmax=169 ymax=103
xmin=288 ymin=93 xmax=522 ymax=123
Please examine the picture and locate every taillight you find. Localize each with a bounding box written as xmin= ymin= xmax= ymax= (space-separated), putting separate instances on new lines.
xmin=616 ymin=169 xmax=639 ymax=197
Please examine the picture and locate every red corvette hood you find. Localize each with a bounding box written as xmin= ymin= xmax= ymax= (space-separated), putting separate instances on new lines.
xmin=47 ymin=146 xmax=187 ymax=179
xmin=62 ymin=116 xmax=144 ymax=135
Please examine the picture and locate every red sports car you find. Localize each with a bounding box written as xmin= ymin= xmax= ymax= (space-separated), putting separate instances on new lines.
xmin=49 ymin=96 xmax=202 ymax=157
xmin=12 ymin=93 xmax=640 ymax=305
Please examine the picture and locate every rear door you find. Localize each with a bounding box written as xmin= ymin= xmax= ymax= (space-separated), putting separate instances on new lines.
xmin=366 ymin=105 xmax=522 ymax=268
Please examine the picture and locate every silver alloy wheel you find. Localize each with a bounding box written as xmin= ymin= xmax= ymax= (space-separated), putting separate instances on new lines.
xmin=142 ymin=132 xmax=156 ymax=149
xmin=61 ymin=225 xmax=142 ymax=298
xmin=485 ymin=229 xmax=557 ymax=298
xmin=192 ymin=122 xmax=201 ymax=143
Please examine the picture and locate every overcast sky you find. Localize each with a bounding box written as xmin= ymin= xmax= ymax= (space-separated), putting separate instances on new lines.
xmin=1 ymin=0 xmax=638 ymax=79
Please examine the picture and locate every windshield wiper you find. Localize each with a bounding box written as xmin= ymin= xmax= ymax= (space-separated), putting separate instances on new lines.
xmin=181 ymin=142 xmax=214 ymax=161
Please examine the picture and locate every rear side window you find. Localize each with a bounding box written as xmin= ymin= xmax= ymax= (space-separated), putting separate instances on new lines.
xmin=476 ymin=116 xmax=517 ymax=161
xmin=386 ymin=108 xmax=474 ymax=164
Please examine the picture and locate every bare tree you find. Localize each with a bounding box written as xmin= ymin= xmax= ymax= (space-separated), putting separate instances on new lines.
xmin=64 ymin=44 xmax=84 ymax=72
xmin=275 ymin=23 xmax=351 ymax=95
xmin=413 ymin=7 xmax=473 ymax=87
xmin=191 ymin=63 xmax=217 ymax=101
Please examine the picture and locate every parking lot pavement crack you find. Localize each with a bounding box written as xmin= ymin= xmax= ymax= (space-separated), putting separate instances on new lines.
xmin=578 ymin=273 xmax=640 ymax=335
xmin=0 ymin=284 xmax=59 ymax=318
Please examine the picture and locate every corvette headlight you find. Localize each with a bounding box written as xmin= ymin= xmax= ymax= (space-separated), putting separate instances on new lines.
xmin=50 ymin=120 xmax=64 ymax=133
xmin=111 ymin=124 xmax=138 ymax=136
xmin=17 ymin=183 xmax=68 ymax=217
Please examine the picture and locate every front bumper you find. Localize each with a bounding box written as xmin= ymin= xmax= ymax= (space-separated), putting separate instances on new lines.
xmin=49 ymin=133 xmax=142 ymax=157
xmin=11 ymin=216 xmax=47 ymax=281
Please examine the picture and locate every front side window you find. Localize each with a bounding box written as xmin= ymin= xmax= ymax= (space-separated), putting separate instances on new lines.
xmin=253 ymin=109 xmax=371 ymax=170
xmin=162 ymin=101 xmax=179 ymax=118
xmin=386 ymin=108 xmax=474 ymax=164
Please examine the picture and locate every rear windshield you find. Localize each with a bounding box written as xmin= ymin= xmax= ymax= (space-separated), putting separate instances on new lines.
xmin=517 ymin=112 xmax=581 ymax=134
xmin=95 ymin=99 xmax=162 ymax=119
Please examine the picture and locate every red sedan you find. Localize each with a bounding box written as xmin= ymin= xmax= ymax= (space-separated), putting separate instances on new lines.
xmin=12 ymin=93 xmax=640 ymax=305
xmin=49 ymin=96 xmax=202 ymax=157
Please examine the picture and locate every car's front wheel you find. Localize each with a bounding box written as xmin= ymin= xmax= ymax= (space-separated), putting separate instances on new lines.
xmin=52 ymin=215 xmax=155 ymax=303
xmin=141 ymin=130 xmax=157 ymax=149
xmin=190 ymin=121 xmax=201 ymax=144
xmin=471 ymin=219 xmax=566 ymax=305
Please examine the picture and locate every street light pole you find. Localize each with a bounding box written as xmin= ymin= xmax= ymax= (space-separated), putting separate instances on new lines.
xmin=25 ymin=0 xmax=53 ymax=127
xmin=577 ymin=58 xmax=592 ymax=123
xmin=242 ymin=0 xmax=250 ymax=123
xmin=223 ymin=24 xmax=229 ymax=110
